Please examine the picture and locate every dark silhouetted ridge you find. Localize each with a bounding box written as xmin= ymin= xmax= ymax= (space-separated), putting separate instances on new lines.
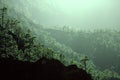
xmin=0 ymin=56 xmax=93 ymax=80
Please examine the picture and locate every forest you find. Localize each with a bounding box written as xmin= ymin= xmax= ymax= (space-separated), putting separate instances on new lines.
xmin=0 ymin=0 xmax=120 ymax=80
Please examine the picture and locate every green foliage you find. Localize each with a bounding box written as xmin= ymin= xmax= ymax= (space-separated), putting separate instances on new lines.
xmin=0 ymin=7 xmax=56 ymax=62
xmin=0 ymin=5 xmax=120 ymax=80
xmin=80 ymin=55 xmax=89 ymax=70
xmin=45 ymin=27 xmax=120 ymax=80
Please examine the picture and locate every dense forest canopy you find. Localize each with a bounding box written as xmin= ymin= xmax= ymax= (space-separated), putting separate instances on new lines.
xmin=0 ymin=0 xmax=120 ymax=80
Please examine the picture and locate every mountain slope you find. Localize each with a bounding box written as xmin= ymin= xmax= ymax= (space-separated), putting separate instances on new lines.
xmin=45 ymin=28 xmax=120 ymax=73
xmin=1 ymin=0 xmax=120 ymax=80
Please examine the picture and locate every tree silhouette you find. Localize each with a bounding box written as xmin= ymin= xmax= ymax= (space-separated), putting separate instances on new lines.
xmin=81 ymin=56 xmax=89 ymax=70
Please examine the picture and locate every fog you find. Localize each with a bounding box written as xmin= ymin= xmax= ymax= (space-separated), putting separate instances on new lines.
xmin=1 ymin=0 xmax=120 ymax=79
xmin=2 ymin=0 xmax=120 ymax=29
xmin=32 ymin=0 xmax=120 ymax=29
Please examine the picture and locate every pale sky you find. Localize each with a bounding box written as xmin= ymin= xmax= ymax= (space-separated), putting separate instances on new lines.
xmin=31 ymin=0 xmax=120 ymax=29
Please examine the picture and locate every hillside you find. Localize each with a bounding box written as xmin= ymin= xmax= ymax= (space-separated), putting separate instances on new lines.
xmin=0 ymin=0 xmax=120 ymax=80
xmin=45 ymin=28 xmax=120 ymax=73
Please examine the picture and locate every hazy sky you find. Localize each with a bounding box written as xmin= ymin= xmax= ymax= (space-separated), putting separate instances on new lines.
xmin=34 ymin=0 xmax=120 ymax=29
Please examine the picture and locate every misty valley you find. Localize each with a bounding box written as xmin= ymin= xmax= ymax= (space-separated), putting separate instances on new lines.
xmin=0 ymin=0 xmax=120 ymax=80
